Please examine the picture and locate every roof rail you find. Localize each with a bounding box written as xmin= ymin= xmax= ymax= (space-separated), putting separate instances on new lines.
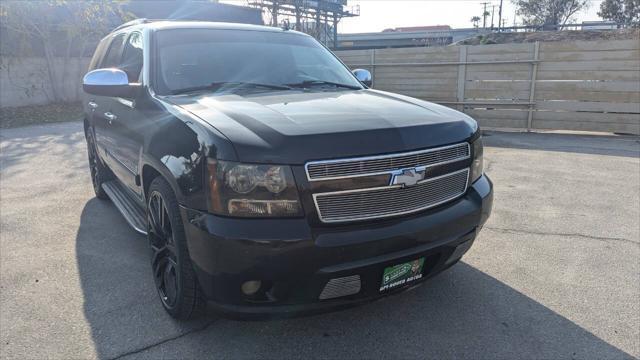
xmin=112 ymin=18 xmax=156 ymax=32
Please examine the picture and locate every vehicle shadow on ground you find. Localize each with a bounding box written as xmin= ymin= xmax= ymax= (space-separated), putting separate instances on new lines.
xmin=75 ymin=199 xmax=633 ymax=359
xmin=483 ymin=130 xmax=640 ymax=158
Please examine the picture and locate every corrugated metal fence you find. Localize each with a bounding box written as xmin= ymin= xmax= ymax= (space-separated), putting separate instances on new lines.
xmin=335 ymin=39 xmax=640 ymax=135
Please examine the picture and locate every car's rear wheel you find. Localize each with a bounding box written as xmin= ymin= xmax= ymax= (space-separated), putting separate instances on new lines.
xmin=147 ymin=177 xmax=204 ymax=320
xmin=86 ymin=131 xmax=111 ymax=200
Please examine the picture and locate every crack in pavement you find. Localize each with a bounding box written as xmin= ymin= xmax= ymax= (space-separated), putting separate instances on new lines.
xmin=484 ymin=226 xmax=639 ymax=246
xmin=108 ymin=319 xmax=218 ymax=360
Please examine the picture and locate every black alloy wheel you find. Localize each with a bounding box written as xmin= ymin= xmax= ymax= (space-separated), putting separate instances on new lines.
xmin=148 ymin=190 xmax=179 ymax=309
xmin=147 ymin=177 xmax=203 ymax=319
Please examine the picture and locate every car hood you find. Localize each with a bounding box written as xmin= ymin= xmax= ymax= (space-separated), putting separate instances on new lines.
xmin=165 ymin=89 xmax=477 ymax=164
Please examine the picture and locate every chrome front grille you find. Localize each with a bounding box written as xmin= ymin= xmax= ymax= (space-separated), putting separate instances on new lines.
xmin=306 ymin=143 xmax=469 ymax=181
xmin=313 ymin=169 xmax=469 ymax=223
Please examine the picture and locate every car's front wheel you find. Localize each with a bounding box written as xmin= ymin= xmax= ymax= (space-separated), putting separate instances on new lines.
xmin=147 ymin=177 xmax=204 ymax=319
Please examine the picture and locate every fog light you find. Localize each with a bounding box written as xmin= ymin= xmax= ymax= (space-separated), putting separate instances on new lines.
xmin=241 ymin=280 xmax=262 ymax=296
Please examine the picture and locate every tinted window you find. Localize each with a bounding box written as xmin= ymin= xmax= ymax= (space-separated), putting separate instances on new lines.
xmin=120 ymin=32 xmax=143 ymax=82
xmin=154 ymin=29 xmax=362 ymax=95
xmin=101 ymin=33 xmax=126 ymax=68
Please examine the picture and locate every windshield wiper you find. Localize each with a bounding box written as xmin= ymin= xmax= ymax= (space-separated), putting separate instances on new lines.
xmin=171 ymin=81 xmax=292 ymax=95
xmin=285 ymin=80 xmax=362 ymax=90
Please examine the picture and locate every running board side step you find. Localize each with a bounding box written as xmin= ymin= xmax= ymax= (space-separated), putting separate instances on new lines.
xmin=102 ymin=181 xmax=147 ymax=235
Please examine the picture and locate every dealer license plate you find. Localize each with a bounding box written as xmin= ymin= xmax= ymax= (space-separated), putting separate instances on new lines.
xmin=379 ymin=257 xmax=425 ymax=292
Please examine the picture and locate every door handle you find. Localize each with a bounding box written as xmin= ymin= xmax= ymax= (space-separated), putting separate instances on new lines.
xmin=104 ymin=112 xmax=117 ymax=124
xmin=88 ymin=101 xmax=98 ymax=109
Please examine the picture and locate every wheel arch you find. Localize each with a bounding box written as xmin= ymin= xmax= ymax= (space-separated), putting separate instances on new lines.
xmin=140 ymin=161 xmax=182 ymax=203
xmin=142 ymin=164 xmax=162 ymax=199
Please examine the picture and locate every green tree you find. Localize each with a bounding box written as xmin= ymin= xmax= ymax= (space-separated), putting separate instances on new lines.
xmin=0 ymin=1 xmax=131 ymax=102
xmin=471 ymin=16 xmax=482 ymax=28
xmin=483 ymin=10 xmax=491 ymax=27
xmin=598 ymin=0 xmax=640 ymax=27
xmin=511 ymin=0 xmax=589 ymax=27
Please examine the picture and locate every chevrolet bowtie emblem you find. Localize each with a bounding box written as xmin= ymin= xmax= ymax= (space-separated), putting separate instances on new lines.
xmin=390 ymin=167 xmax=427 ymax=187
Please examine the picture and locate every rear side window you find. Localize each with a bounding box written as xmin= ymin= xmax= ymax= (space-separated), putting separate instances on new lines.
xmin=101 ymin=33 xmax=126 ymax=68
xmin=120 ymin=32 xmax=143 ymax=82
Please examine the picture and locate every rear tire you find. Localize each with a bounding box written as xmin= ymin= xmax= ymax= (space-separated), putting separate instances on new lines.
xmin=86 ymin=130 xmax=111 ymax=200
xmin=147 ymin=177 xmax=204 ymax=320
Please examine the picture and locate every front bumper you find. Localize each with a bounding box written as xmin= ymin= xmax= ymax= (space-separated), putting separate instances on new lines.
xmin=180 ymin=174 xmax=493 ymax=318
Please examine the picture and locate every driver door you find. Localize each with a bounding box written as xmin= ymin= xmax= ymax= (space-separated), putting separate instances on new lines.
xmin=102 ymin=31 xmax=146 ymax=197
xmin=91 ymin=33 xmax=126 ymax=164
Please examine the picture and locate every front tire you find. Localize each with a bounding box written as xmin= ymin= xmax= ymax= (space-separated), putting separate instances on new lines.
xmin=147 ymin=177 xmax=204 ymax=320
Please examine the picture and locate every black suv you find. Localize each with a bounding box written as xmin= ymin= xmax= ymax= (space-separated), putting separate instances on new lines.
xmin=82 ymin=20 xmax=493 ymax=319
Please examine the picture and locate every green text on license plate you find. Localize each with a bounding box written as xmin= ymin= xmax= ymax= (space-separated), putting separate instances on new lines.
xmin=379 ymin=258 xmax=425 ymax=292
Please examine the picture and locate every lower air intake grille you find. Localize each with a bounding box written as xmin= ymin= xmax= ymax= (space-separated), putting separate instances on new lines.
xmin=314 ymin=169 xmax=469 ymax=223
xmin=319 ymin=275 xmax=361 ymax=300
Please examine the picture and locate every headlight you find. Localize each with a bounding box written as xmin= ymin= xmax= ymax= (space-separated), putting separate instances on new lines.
xmin=470 ymin=136 xmax=484 ymax=183
xmin=227 ymin=165 xmax=259 ymax=194
xmin=207 ymin=159 xmax=303 ymax=217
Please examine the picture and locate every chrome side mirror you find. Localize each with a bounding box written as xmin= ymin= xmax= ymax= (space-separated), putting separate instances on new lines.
xmin=83 ymin=68 xmax=140 ymax=98
xmin=352 ymin=69 xmax=372 ymax=87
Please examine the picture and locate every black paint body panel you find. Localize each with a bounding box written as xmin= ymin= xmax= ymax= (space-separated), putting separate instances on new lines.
xmin=181 ymin=175 xmax=492 ymax=317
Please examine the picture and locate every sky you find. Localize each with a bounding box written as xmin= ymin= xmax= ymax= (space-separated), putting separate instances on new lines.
xmin=222 ymin=0 xmax=606 ymax=33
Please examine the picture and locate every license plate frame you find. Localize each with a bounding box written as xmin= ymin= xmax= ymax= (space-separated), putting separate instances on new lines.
xmin=379 ymin=257 xmax=425 ymax=292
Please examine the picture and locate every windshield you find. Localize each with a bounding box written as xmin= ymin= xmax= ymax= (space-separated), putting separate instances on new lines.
xmin=154 ymin=29 xmax=364 ymax=95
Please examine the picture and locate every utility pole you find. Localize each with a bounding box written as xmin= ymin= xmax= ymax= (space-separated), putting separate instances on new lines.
xmin=294 ymin=0 xmax=302 ymax=31
xmin=272 ymin=0 xmax=278 ymax=27
xmin=481 ymin=2 xmax=490 ymax=28
xmin=498 ymin=0 xmax=503 ymax=31
xmin=333 ymin=13 xmax=338 ymax=49
xmin=491 ymin=5 xmax=495 ymax=29
xmin=315 ymin=3 xmax=321 ymax=39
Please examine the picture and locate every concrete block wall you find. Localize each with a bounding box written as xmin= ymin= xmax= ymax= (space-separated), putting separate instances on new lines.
xmin=0 ymin=56 xmax=90 ymax=107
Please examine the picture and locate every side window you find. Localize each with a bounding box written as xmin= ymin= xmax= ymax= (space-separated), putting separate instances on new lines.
xmin=101 ymin=33 xmax=126 ymax=68
xmin=120 ymin=32 xmax=143 ymax=82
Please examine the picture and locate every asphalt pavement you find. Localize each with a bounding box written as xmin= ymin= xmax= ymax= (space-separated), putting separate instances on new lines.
xmin=1 ymin=122 xmax=639 ymax=359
